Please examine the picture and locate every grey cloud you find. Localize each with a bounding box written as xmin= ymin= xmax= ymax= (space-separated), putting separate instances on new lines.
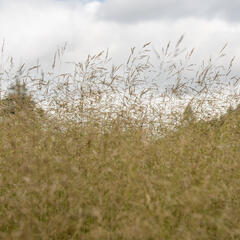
xmin=97 ymin=0 xmax=240 ymax=23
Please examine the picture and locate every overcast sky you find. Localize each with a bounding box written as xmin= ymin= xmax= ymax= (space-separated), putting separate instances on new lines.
xmin=0 ymin=0 xmax=240 ymax=75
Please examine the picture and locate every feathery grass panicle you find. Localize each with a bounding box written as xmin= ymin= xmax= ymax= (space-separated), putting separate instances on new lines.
xmin=0 ymin=38 xmax=240 ymax=239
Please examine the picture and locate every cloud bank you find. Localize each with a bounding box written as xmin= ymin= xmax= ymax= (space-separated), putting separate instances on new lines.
xmin=0 ymin=0 xmax=239 ymax=78
xmin=97 ymin=0 xmax=240 ymax=23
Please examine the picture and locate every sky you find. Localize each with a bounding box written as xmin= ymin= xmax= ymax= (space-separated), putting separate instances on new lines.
xmin=0 ymin=0 xmax=240 ymax=77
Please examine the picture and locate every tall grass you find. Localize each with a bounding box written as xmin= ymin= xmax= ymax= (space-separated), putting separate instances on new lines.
xmin=0 ymin=37 xmax=240 ymax=239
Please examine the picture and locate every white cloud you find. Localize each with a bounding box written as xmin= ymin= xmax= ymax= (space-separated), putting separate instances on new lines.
xmin=0 ymin=0 xmax=239 ymax=80
xmin=0 ymin=0 xmax=96 ymax=62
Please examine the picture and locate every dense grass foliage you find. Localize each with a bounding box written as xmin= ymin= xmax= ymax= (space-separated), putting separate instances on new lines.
xmin=0 ymin=39 xmax=240 ymax=239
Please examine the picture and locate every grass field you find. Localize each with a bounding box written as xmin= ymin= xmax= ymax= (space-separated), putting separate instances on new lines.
xmin=0 ymin=39 xmax=240 ymax=239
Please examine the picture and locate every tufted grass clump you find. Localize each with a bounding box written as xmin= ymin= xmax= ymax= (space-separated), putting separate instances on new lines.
xmin=0 ymin=37 xmax=240 ymax=239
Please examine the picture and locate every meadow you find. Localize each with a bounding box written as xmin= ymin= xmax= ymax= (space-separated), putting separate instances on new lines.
xmin=0 ymin=37 xmax=240 ymax=239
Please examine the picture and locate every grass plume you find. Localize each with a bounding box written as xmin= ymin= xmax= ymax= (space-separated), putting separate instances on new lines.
xmin=0 ymin=37 xmax=240 ymax=239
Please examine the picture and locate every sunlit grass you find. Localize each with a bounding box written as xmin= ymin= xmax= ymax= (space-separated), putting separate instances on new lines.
xmin=0 ymin=37 xmax=240 ymax=239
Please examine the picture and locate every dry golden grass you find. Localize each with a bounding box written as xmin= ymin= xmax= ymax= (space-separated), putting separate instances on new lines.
xmin=0 ymin=37 xmax=240 ymax=239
